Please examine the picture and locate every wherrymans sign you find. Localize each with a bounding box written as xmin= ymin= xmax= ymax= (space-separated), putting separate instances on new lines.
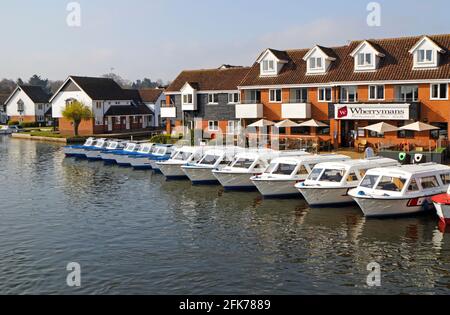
xmin=334 ymin=104 xmax=411 ymax=120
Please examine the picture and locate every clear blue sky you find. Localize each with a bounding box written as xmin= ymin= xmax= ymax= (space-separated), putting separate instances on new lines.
xmin=0 ymin=0 xmax=448 ymax=82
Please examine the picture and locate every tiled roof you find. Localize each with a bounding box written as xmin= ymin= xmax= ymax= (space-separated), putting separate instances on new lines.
xmin=138 ymin=89 xmax=163 ymax=103
xmin=240 ymin=34 xmax=450 ymax=87
xmin=104 ymin=104 xmax=153 ymax=116
xmin=70 ymin=76 xmax=131 ymax=100
xmin=0 ymin=94 xmax=9 ymax=105
xmin=166 ymin=67 xmax=251 ymax=92
xmin=19 ymin=85 xmax=51 ymax=103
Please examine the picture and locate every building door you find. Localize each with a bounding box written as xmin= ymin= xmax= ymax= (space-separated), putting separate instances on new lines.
xmin=340 ymin=121 xmax=355 ymax=148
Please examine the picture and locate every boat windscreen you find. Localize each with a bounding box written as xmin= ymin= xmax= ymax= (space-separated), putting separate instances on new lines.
xmin=139 ymin=146 xmax=152 ymax=154
xmin=231 ymin=158 xmax=254 ymax=169
xmin=272 ymin=163 xmax=297 ymax=176
xmin=124 ymin=144 xmax=136 ymax=152
xmin=307 ymin=168 xmax=323 ymax=181
xmin=360 ymin=175 xmax=379 ymax=189
xmin=84 ymin=139 xmax=94 ymax=146
xmin=174 ymin=151 xmax=192 ymax=161
xmin=199 ymin=155 xmax=219 ymax=166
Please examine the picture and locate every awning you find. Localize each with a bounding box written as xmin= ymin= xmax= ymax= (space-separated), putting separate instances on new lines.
xmin=399 ymin=122 xmax=439 ymax=132
xmin=363 ymin=122 xmax=398 ymax=133
xmin=104 ymin=104 xmax=153 ymax=116
xmin=248 ymin=119 xmax=275 ymax=127
xmin=298 ymin=119 xmax=329 ymax=127
xmin=275 ymin=119 xmax=300 ymax=128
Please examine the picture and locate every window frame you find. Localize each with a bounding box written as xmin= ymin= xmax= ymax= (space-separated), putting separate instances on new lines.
xmin=269 ymin=89 xmax=282 ymax=103
xmin=318 ymin=87 xmax=333 ymax=102
xmin=368 ymin=85 xmax=385 ymax=101
xmin=208 ymin=93 xmax=219 ymax=105
xmin=228 ymin=93 xmax=240 ymax=104
xmin=430 ymin=83 xmax=448 ymax=100
xmin=208 ymin=120 xmax=219 ymax=132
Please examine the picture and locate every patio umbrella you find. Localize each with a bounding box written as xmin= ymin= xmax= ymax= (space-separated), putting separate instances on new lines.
xmin=248 ymin=119 xmax=275 ymax=128
xmin=297 ymin=119 xmax=329 ymax=128
xmin=398 ymin=122 xmax=439 ymax=132
xmin=275 ymin=119 xmax=301 ymax=128
xmin=363 ymin=122 xmax=398 ymax=133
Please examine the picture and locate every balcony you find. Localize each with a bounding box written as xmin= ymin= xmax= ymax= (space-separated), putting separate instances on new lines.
xmin=281 ymin=101 xmax=311 ymax=119
xmin=235 ymin=102 xmax=263 ymax=119
xmin=160 ymin=107 xmax=176 ymax=118
xmin=182 ymin=103 xmax=197 ymax=111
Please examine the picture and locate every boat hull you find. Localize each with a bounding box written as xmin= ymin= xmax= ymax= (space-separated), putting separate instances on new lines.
xmin=115 ymin=155 xmax=134 ymax=166
xmin=252 ymin=178 xmax=300 ymax=197
xmin=299 ymin=186 xmax=355 ymax=206
xmin=213 ymin=171 xmax=256 ymax=190
xmin=158 ymin=163 xmax=187 ymax=179
xmin=182 ymin=166 xmax=218 ymax=185
xmin=64 ymin=147 xmax=87 ymax=157
xmin=85 ymin=150 xmax=104 ymax=160
xmin=130 ymin=158 xmax=152 ymax=170
xmin=352 ymin=196 xmax=434 ymax=218
xmin=100 ymin=152 xmax=118 ymax=164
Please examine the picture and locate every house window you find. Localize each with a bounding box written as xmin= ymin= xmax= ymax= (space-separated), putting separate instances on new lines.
xmin=208 ymin=121 xmax=219 ymax=131
xmin=417 ymin=49 xmax=433 ymax=63
xmin=115 ymin=117 xmax=121 ymax=125
xmin=133 ymin=116 xmax=138 ymax=124
xmin=309 ymin=57 xmax=323 ymax=70
xmin=95 ymin=119 xmax=103 ymax=126
xmin=340 ymin=86 xmax=358 ymax=102
xmin=398 ymin=122 xmax=415 ymax=139
xmin=245 ymin=90 xmax=261 ymax=104
xmin=38 ymin=104 xmax=43 ymax=110
xmin=182 ymin=94 xmax=193 ymax=104
xmin=318 ymin=87 xmax=332 ymax=102
xmin=290 ymin=88 xmax=308 ymax=102
xmin=369 ymin=85 xmax=385 ymax=100
xmin=17 ymin=100 xmax=24 ymax=112
xmin=396 ymin=85 xmax=418 ymax=102
xmin=357 ymin=53 xmax=373 ymax=66
xmin=262 ymin=60 xmax=275 ymax=73
xmin=208 ymin=93 xmax=219 ymax=104
xmin=96 ymin=102 xmax=102 ymax=109
xmin=228 ymin=93 xmax=240 ymax=104
xmin=269 ymin=89 xmax=282 ymax=103
xmin=227 ymin=121 xmax=237 ymax=134
xmin=431 ymin=83 xmax=448 ymax=100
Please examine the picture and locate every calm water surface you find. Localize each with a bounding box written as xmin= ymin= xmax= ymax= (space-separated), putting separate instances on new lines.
xmin=0 ymin=136 xmax=450 ymax=294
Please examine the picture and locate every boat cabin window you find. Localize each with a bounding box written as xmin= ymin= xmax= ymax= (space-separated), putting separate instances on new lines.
xmin=174 ymin=151 xmax=192 ymax=161
xmin=360 ymin=175 xmax=379 ymax=189
xmin=140 ymin=146 xmax=152 ymax=154
xmin=320 ymin=169 xmax=345 ymax=183
xmin=308 ymin=168 xmax=323 ymax=181
xmin=154 ymin=147 xmax=166 ymax=155
xmin=253 ymin=162 xmax=266 ymax=170
xmin=95 ymin=141 xmax=106 ymax=148
xmin=273 ymin=164 xmax=297 ymax=175
xmin=440 ymin=173 xmax=450 ymax=185
xmin=407 ymin=179 xmax=420 ymax=192
xmin=125 ymin=144 xmax=136 ymax=151
xmin=376 ymin=176 xmax=406 ymax=192
xmin=84 ymin=139 xmax=94 ymax=146
xmin=199 ymin=155 xmax=219 ymax=165
xmin=419 ymin=176 xmax=440 ymax=190
xmin=346 ymin=171 xmax=359 ymax=183
xmin=296 ymin=165 xmax=309 ymax=176
xmin=232 ymin=158 xmax=255 ymax=169
xmin=107 ymin=142 xmax=118 ymax=150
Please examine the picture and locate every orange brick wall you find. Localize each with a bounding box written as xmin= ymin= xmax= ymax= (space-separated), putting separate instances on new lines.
xmin=59 ymin=117 xmax=94 ymax=136
xmin=9 ymin=116 xmax=36 ymax=123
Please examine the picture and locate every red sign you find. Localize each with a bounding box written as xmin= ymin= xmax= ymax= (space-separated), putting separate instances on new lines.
xmin=337 ymin=106 xmax=348 ymax=118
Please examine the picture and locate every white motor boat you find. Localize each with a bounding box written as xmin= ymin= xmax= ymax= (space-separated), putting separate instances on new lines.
xmin=181 ymin=147 xmax=243 ymax=185
xmin=212 ymin=149 xmax=309 ymax=191
xmin=252 ymin=154 xmax=350 ymax=198
xmin=109 ymin=142 xmax=140 ymax=166
xmin=298 ymin=157 xmax=399 ymax=206
xmin=157 ymin=146 xmax=207 ymax=179
xmin=348 ymin=163 xmax=450 ymax=218
xmin=63 ymin=137 xmax=96 ymax=157
xmin=129 ymin=144 xmax=173 ymax=170
xmin=84 ymin=139 xmax=112 ymax=160
xmin=98 ymin=140 xmax=126 ymax=163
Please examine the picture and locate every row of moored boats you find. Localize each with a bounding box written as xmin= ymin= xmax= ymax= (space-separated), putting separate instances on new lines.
xmin=64 ymin=138 xmax=450 ymax=224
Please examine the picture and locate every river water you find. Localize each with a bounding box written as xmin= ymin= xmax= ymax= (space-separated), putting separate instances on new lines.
xmin=0 ymin=136 xmax=449 ymax=294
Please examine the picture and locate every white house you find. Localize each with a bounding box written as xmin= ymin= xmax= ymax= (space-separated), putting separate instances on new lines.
xmin=50 ymin=76 xmax=154 ymax=135
xmin=0 ymin=94 xmax=8 ymax=124
xmin=4 ymin=85 xmax=52 ymax=125
xmin=138 ymin=88 xmax=165 ymax=127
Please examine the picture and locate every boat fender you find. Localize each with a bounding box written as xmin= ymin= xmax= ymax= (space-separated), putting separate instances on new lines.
xmin=357 ymin=191 xmax=366 ymax=196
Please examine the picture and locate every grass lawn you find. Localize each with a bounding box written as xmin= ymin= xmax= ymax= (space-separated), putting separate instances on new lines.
xmin=29 ymin=131 xmax=64 ymax=138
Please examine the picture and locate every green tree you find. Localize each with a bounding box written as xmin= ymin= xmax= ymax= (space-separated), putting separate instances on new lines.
xmin=61 ymin=101 xmax=93 ymax=136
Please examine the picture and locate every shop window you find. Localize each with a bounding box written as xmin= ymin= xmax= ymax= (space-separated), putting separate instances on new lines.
xmin=291 ymin=127 xmax=310 ymax=135
xmin=430 ymin=122 xmax=448 ymax=140
xmin=397 ymin=122 xmax=415 ymax=139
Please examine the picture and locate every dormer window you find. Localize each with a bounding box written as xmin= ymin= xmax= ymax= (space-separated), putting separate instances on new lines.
xmin=409 ymin=36 xmax=445 ymax=69
xmin=257 ymin=49 xmax=289 ymax=77
xmin=350 ymin=41 xmax=384 ymax=72
xmin=303 ymin=46 xmax=336 ymax=75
